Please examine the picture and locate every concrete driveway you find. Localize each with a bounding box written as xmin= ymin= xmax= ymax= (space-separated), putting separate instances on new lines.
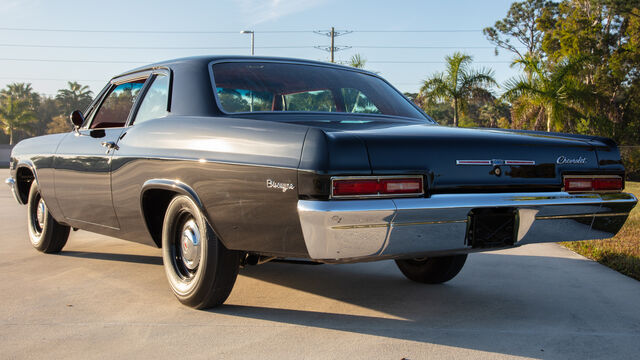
xmin=1 ymin=182 xmax=639 ymax=359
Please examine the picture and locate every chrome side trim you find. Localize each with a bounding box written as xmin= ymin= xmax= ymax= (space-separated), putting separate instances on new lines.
xmin=297 ymin=192 xmax=637 ymax=261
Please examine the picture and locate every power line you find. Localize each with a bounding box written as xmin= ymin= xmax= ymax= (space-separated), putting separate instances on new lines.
xmin=0 ymin=77 xmax=105 ymax=82
xmin=0 ymin=58 xmax=142 ymax=64
xmin=0 ymin=43 xmax=516 ymax=50
xmin=0 ymin=27 xmax=312 ymax=34
xmin=0 ymin=27 xmax=483 ymax=34
xmin=0 ymin=43 xmax=314 ymax=50
xmin=354 ymin=46 xmax=513 ymax=49
xmin=0 ymin=57 xmax=514 ymax=65
xmin=355 ymin=30 xmax=481 ymax=33
xmin=368 ymin=61 xmax=512 ymax=64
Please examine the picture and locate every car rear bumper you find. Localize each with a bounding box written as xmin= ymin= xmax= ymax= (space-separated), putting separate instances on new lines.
xmin=297 ymin=192 xmax=637 ymax=262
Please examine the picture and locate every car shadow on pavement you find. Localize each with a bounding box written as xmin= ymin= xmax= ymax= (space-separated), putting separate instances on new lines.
xmin=60 ymin=250 xmax=163 ymax=265
xmin=214 ymin=252 xmax=640 ymax=358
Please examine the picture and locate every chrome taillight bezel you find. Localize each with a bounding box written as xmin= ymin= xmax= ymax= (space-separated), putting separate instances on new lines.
xmin=562 ymin=175 xmax=624 ymax=193
xmin=330 ymin=175 xmax=424 ymax=199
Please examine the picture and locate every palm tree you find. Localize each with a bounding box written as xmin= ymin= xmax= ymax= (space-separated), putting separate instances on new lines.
xmin=0 ymin=92 xmax=37 ymax=145
xmin=420 ymin=52 xmax=497 ymax=127
xmin=1 ymin=83 xmax=40 ymax=107
xmin=56 ymin=81 xmax=93 ymax=116
xmin=502 ymin=55 xmax=591 ymax=132
xmin=349 ymin=54 xmax=367 ymax=69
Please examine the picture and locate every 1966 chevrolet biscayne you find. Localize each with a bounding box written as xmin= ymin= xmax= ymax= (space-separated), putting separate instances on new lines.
xmin=6 ymin=56 xmax=637 ymax=308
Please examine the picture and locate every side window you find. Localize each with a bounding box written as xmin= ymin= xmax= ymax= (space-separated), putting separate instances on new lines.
xmin=284 ymin=90 xmax=335 ymax=112
xmin=90 ymin=79 xmax=146 ymax=129
xmin=341 ymin=88 xmax=380 ymax=114
xmin=133 ymin=75 xmax=170 ymax=125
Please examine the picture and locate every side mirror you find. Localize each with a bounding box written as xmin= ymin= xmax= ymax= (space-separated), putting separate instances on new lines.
xmin=70 ymin=110 xmax=85 ymax=129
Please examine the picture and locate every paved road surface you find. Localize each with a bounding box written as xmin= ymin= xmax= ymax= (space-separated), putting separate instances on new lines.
xmin=1 ymin=176 xmax=639 ymax=359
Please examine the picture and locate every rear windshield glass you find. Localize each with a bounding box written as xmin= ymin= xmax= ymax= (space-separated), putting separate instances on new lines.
xmin=211 ymin=62 xmax=426 ymax=120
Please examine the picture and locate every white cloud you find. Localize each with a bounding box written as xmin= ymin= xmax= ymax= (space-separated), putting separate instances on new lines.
xmin=237 ymin=0 xmax=328 ymax=25
xmin=0 ymin=0 xmax=38 ymax=14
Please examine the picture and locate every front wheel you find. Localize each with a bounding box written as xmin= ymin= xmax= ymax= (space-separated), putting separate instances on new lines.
xmin=161 ymin=195 xmax=241 ymax=309
xmin=27 ymin=181 xmax=70 ymax=253
xmin=395 ymin=254 xmax=467 ymax=284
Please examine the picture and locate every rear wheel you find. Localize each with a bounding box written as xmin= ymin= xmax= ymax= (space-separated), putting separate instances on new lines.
xmin=27 ymin=181 xmax=70 ymax=253
xmin=161 ymin=195 xmax=241 ymax=309
xmin=395 ymin=254 xmax=467 ymax=284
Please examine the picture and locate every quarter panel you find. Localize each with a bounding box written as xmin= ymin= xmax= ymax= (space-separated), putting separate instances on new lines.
xmin=111 ymin=116 xmax=309 ymax=255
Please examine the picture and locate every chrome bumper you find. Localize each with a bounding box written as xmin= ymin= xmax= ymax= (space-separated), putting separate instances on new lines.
xmin=297 ymin=192 xmax=637 ymax=261
xmin=5 ymin=177 xmax=21 ymax=204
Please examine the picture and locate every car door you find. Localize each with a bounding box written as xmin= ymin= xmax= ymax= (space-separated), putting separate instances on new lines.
xmin=54 ymin=74 xmax=150 ymax=229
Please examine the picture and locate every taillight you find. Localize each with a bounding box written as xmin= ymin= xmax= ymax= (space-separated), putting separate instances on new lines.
xmin=332 ymin=176 xmax=424 ymax=198
xmin=563 ymin=176 xmax=623 ymax=193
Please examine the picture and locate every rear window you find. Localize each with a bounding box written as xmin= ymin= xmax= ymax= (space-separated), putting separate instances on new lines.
xmin=211 ymin=62 xmax=425 ymax=120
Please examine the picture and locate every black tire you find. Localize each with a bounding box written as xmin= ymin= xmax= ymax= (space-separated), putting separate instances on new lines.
xmin=27 ymin=181 xmax=70 ymax=253
xmin=395 ymin=254 xmax=467 ymax=284
xmin=161 ymin=195 xmax=240 ymax=309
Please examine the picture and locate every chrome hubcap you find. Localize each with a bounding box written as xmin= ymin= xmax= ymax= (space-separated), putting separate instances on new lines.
xmin=36 ymin=199 xmax=46 ymax=229
xmin=180 ymin=219 xmax=201 ymax=271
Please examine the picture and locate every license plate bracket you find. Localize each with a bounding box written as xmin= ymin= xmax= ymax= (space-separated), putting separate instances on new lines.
xmin=467 ymin=208 xmax=517 ymax=248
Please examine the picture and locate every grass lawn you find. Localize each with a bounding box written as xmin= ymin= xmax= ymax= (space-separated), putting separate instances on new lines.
xmin=562 ymin=181 xmax=640 ymax=280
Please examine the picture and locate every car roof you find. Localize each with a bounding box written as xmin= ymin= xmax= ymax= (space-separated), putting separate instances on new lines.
xmin=114 ymin=55 xmax=373 ymax=79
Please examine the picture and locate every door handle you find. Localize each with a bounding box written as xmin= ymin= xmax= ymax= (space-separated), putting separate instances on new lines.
xmin=101 ymin=141 xmax=119 ymax=152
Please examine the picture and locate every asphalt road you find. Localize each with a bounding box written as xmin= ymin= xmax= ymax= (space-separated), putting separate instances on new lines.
xmin=1 ymin=177 xmax=639 ymax=359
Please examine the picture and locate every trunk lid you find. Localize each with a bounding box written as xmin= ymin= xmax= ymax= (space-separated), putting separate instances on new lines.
xmin=333 ymin=123 xmax=604 ymax=193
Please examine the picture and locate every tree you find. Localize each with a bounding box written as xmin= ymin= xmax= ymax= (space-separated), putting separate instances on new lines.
xmin=420 ymin=52 xmax=497 ymax=127
xmin=0 ymin=82 xmax=41 ymax=143
xmin=2 ymin=83 xmax=40 ymax=107
xmin=537 ymin=0 xmax=640 ymax=141
xmin=0 ymin=91 xmax=37 ymax=145
xmin=34 ymin=96 xmax=59 ymax=136
xmin=47 ymin=114 xmax=71 ymax=134
xmin=483 ymin=0 xmax=553 ymax=61
xmin=348 ymin=54 xmax=367 ymax=69
xmin=502 ymin=55 xmax=592 ymax=132
xmin=56 ymin=81 xmax=93 ymax=116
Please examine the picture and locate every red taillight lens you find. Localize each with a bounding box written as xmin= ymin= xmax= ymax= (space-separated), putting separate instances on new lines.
xmin=332 ymin=177 xmax=423 ymax=198
xmin=332 ymin=180 xmax=379 ymax=196
xmin=564 ymin=176 xmax=623 ymax=193
xmin=593 ymin=177 xmax=623 ymax=191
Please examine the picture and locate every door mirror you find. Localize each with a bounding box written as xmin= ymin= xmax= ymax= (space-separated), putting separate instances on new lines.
xmin=70 ymin=110 xmax=85 ymax=129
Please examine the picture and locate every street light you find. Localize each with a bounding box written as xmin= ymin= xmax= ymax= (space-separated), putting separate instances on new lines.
xmin=240 ymin=30 xmax=255 ymax=111
xmin=240 ymin=30 xmax=254 ymax=56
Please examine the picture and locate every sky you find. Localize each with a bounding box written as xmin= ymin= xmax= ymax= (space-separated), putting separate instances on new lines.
xmin=0 ymin=0 xmax=521 ymax=97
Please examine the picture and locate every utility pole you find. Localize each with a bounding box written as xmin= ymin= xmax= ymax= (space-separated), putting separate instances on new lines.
xmin=330 ymin=27 xmax=335 ymax=63
xmin=314 ymin=27 xmax=352 ymax=63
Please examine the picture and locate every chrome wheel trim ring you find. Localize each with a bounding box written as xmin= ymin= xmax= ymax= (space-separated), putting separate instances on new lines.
xmin=29 ymin=192 xmax=45 ymax=244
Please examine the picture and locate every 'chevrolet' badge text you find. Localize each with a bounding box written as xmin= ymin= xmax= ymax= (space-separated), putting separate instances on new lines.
xmin=556 ymin=156 xmax=587 ymax=165
xmin=266 ymin=179 xmax=295 ymax=192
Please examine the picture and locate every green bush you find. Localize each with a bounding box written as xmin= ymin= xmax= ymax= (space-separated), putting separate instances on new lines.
xmin=620 ymin=146 xmax=640 ymax=181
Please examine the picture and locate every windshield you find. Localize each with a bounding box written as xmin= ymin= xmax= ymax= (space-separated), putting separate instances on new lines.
xmin=211 ymin=62 xmax=427 ymax=120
